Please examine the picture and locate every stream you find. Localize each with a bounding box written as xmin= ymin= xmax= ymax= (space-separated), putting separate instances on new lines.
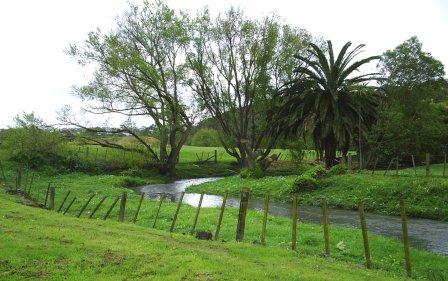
xmin=138 ymin=177 xmax=448 ymax=255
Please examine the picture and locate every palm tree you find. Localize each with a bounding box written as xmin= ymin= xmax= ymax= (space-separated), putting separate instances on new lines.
xmin=278 ymin=41 xmax=380 ymax=168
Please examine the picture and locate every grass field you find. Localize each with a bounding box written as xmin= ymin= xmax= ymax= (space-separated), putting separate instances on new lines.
xmin=0 ymin=190 xmax=404 ymax=281
xmin=0 ymin=164 xmax=447 ymax=280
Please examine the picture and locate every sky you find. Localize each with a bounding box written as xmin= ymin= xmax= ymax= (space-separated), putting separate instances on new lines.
xmin=0 ymin=0 xmax=447 ymax=128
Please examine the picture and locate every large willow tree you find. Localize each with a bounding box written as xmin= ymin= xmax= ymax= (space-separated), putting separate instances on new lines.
xmin=278 ymin=41 xmax=380 ymax=168
xmin=187 ymin=9 xmax=312 ymax=168
xmin=65 ymin=1 xmax=193 ymax=174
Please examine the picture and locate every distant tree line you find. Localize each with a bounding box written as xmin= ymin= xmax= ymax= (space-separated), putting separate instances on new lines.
xmin=5 ymin=1 xmax=445 ymax=173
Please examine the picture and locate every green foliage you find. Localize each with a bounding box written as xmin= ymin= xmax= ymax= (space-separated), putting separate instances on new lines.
xmin=303 ymin=164 xmax=327 ymax=179
xmin=119 ymin=176 xmax=148 ymax=188
xmin=328 ymin=164 xmax=348 ymax=176
xmin=277 ymin=41 xmax=380 ymax=167
xmin=240 ymin=165 xmax=264 ymax=179
xmin=379 ymin=36 xmax=445 ymax=87
xmin=2 ymin=113 xmax=66 ymax=168
xmin=287 ymin=140 xmax=305 ymax=163
xmin=190 ymin=128 xmax=220 ymax=147
xmin=292 ymin=174 xmax=317 ymax=192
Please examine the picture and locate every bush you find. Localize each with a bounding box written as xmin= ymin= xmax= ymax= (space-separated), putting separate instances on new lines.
xmin=2 ymin=113 xmax=66 ymax=168
xmin=287 ymin=141 xmax=305 ymax=163
xmin=292 ymin=175 xmax=317 ymax=193
xmin=240 ymin=165 xmax=264 ymax=179
xmin=304 ymin=165 xmax=327 ymax=179
xmin=328 ymin=164 xmax=348 ymax=176
xmin=120 ymin=177 xmax=148 ymax=188
xmin=190 ymin=128 xmax=220 ymax=147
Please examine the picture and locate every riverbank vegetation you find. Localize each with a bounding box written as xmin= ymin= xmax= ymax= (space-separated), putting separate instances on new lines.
xmin=1 ymin=168 xmax=447 ymax=280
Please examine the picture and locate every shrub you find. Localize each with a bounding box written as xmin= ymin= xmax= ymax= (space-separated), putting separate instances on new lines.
xmin=120 ymin=177 xmax=148 ymax=188
xmin=292 ymin=174 xmax=317 ymax=193
xmin=240 ymin=165 xmax=264 ymax=179
xmin=304 ymin=165 xmax=327 ymax=179
xmin=328 ymin=164 xmax=348 ymax=176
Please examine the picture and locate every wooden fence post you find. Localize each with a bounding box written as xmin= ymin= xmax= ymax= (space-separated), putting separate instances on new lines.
xmin=103 ymin=196 xmax=120 ymax=220
xmin=443 ymin=153 xmax=446 ymax=177
xmin=395 ymin=156 xmax=399 ymax=175
xmin=89 ymin=196 xmax=107 ymax=219
xmin=260 ymin=192 xmax=270 ymax=245
xmin=236 ymin=189 xmax=250 ymax=242
xmin=358 ymin=202 xmax=372 ymax=269
xmin=214 ymin=149 xmax=218 ymax=163
xmin=0 ymin=161 xmax=6 ymax=183
xmin=118 ymin=192 xmax=127 ymax=222
xmin=77 ymin=194 xmax=95 ymax=218
xmin=291 ymin=194 xmax=299 ymax=250
xmin=425 ymin=153 xmax=430 ymax=176
xmin=400 ymin=198 xmax=412 ymax=277
xmin=57 ymin=191 xmax=71 ymax=212
xmin=322 ymin=197 xmax=330 ymax=256
xmin=411 ymin=155 xmax=417 ymax=176
xmin=384 ymin=158 xmax=394 ymax=175
xmin=48 ymin=186 xmax=55 ymax=210
xmin=16 ymin=165 xmax=23 ymax=189
xmin=133 ymin=193 xmax=145 ymax=223
xmin=371 ymin=157 xmax=378 ymax=175
xmin=214 ymin=192 xmax=228 ymax=240
xmin=152 ymin=194 xmax=165 ymax=228
xmin=170 ymin=192 xmax=185 ymax=232
xmin=26 ymin=173 xmax=34 ymax=195
xmin=191 ymin=193 xmax=205 ymax=234
xmin=44 ymin=183 xmax=51 ymax=207
xmin=63 ymin=197 xmax=76 ymax=215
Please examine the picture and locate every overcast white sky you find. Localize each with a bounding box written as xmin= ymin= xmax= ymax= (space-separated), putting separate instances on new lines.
xmin=0 ymin=0 xmax=447 ymax=128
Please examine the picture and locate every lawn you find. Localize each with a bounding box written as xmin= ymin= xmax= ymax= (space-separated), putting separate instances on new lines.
xmin=188 ymin=173 xmax=448 ymax=221
xmin=0 ymin=190 xmax=402 ymax=281
xmin=0 ymin=166 xmax=447 ymax=279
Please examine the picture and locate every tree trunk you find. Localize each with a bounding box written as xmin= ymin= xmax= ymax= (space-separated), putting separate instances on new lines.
xmin=324 ymin=133 xmax=337 ymax=168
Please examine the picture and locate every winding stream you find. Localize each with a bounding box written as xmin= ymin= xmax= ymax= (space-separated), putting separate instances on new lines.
xmin=138 ymin=177 xmax=448 ymax=255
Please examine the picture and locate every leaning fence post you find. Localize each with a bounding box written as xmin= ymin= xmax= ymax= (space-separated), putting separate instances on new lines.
xmin=215 ymin=192 xmax=228 ymax=240
xmin=236 ymin=189 xmax=250 ymax=242
xmin=103 ymin=196 xmax=120 ymax=220
xmin=322 ymin=197 xmax=330 ymax=256
xmin=170 ymin=191 xmax=185 ymax=232
xmin=260 ymin=192 xmax=270 ymax=245
xmin=89 ymin=196 xmax=107 ymax=219
xmin=77 ymin=194 xmax=95 ymax=218
xmin=214 ymin=149 xmax=218 ymax=163
xmin=291 ymin=194 xmax=299 ymax=250
xmin=133 ymin=193 xmax=145 ymax=223
xmin=118 ymin=192 xmax=127 ymax=222
xmin=411 ymin=155 xmax=417 ymax=176
xmin=48 ymin=186 xmax=55 ymax=210
xmin=400 ymin=198 xmax=412 ymax=277
xmin=425 ymin=153 xmax=430 ymax=176
xmin=191 ymin=193 xmax=205 ymax=234
xmin=152 ymin=194 xmax=165 ymax=228
xmin=358 ymin=202 xmax=372 ymax=269
xmin=57 ymin=191 xmax=71 ymax=212
xmin=384 ymin=158 xmax=394 ymax=175
xmin=63 ymin=197 xmax=76 ymax=215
